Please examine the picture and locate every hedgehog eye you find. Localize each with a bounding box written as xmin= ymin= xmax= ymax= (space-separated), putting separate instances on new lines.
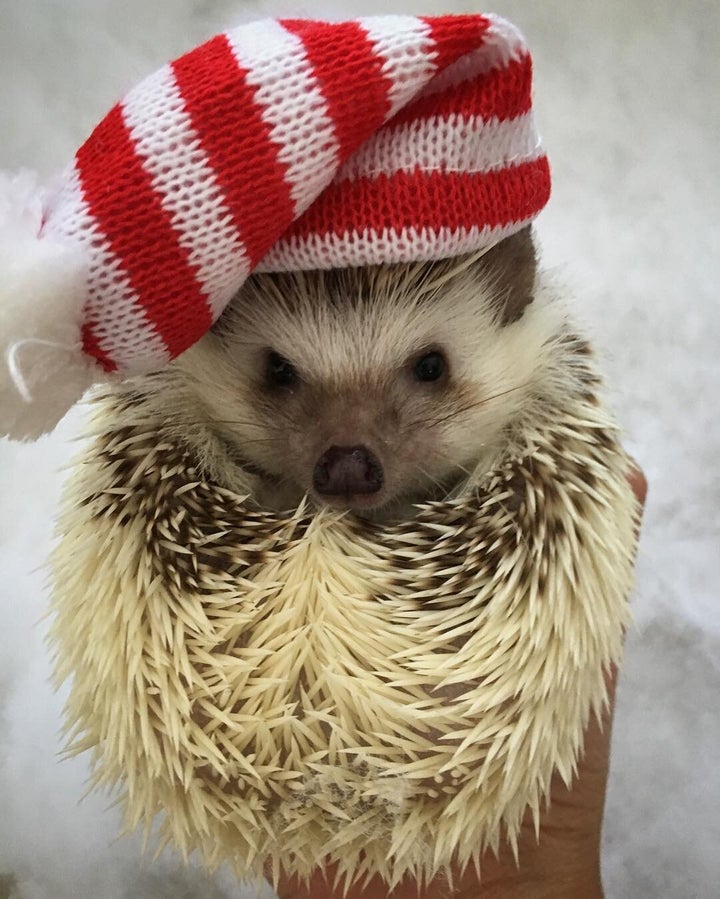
xmin=413 ymin=350 xmax=447 ymax=384
xmin=266 ymin=351 xmax=298 ymax=389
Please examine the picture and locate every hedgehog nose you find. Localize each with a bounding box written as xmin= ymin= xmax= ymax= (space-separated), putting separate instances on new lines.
xmin=313 ymin=445 xmax=384 ymax=496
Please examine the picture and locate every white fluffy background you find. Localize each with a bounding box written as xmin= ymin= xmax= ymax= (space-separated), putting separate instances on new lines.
xmin=1 ymin=1 xmax=718 ymax=897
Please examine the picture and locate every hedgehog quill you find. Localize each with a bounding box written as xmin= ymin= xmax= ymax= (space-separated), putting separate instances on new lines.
xmin=0 ymin=12 xmax=639 ymax=892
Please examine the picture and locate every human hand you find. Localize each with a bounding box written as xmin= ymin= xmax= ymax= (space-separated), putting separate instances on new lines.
xmin=276 ymin=465 xmax=647 ymax=899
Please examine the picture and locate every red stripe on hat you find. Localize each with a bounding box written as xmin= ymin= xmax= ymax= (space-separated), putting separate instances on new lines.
xmin=281 ymin=19 xmax=392 ymax=163
xmin=76 ymin=104 xmax=211 ymax=363
xmin=81 ymin=322 xmax=117 ymax=373
xmin=172 ymin=34 xmax=296 ymax=267
xmin=283 ymin=157 xmax=551 ymax=241
xmin=392 ymin=53 xmax=533 ymax=128
xmin=422 ymin=14 xmax=492 ymax=73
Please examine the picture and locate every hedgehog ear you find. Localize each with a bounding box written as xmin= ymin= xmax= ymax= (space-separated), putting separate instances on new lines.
xmin=474 ymin=226 xmax=537 ymax=326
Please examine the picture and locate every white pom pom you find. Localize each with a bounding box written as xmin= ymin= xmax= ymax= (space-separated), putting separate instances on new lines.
xmin=0 ymin=171 xmax=99 ymax=441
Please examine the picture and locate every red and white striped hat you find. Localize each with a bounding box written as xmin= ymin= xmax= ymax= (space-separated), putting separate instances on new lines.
xmin=0 ymin=13 xmax=550 ymax=440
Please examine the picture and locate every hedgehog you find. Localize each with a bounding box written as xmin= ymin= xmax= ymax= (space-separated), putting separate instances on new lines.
xmin=49 ymin=229 xmax=638 ymax=890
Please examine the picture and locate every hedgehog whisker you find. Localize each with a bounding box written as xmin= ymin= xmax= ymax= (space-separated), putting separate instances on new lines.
xmin=230 ymin=435 xmax=287 ymax=447
xmin=451 ymin=383 xmax=532 ymax=417
xmin=207 ymin=419 xmax=278 ymax=429
xmin=414 ymin=466 xmax=447 ymax=493
xmin=413 ymin=383 xmax=532 ymax=430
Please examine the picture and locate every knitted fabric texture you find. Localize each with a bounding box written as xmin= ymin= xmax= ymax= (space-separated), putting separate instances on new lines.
xmin=38 ymin=13 xmax=549 ymax=376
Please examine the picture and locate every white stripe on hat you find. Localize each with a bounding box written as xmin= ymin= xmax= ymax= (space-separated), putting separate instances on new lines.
xmin=122 ymin=64 xmax=251 ymax=322
xmin=357 ymin=16 xmax=437 ymax=120
xmin=225 ymin=20 xmax=340 ymax=217
xmin=45 ymin=164 xmax=170 ymax=370
xmin=257 ymin=220 xmax=536 ymax=273
xmin=336 ymin=112 xmax=544 ymax=183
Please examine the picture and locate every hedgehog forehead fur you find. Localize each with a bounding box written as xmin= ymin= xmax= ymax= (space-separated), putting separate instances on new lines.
xmin=213 ymin=248 xmax=541 ymax=388
xmin=49 ymin=239 xmax=638 ymax=888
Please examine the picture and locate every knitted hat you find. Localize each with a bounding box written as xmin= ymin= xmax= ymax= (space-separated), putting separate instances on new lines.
xmin=0 ymin=13 xmax=550 ymax=440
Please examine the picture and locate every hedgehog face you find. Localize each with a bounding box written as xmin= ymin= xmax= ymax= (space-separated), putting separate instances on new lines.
xmin=235 ymin=339 xmax=461 ymax=513
xmin=164 ymin=230 xmax=556 ymax=518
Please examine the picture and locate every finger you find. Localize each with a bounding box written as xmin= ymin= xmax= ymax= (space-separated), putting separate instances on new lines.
xmin=627 ymin=460 xmax=648 ymax=506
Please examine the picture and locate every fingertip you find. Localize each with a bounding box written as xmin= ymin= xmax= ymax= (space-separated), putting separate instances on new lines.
xmin=627 ymin=461 xmax=648 ymax=506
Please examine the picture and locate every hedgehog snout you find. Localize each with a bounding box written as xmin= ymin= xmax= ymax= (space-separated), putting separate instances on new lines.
xmin=313 ymin=445 xmax=384 ymax=497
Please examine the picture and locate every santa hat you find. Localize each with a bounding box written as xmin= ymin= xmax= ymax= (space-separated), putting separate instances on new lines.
xmin=0 ymin=13 xmax=550 ymax=441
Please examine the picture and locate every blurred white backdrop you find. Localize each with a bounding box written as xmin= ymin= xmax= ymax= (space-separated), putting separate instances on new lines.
xmin=1 ymin=1 xmax=718 ymax=897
